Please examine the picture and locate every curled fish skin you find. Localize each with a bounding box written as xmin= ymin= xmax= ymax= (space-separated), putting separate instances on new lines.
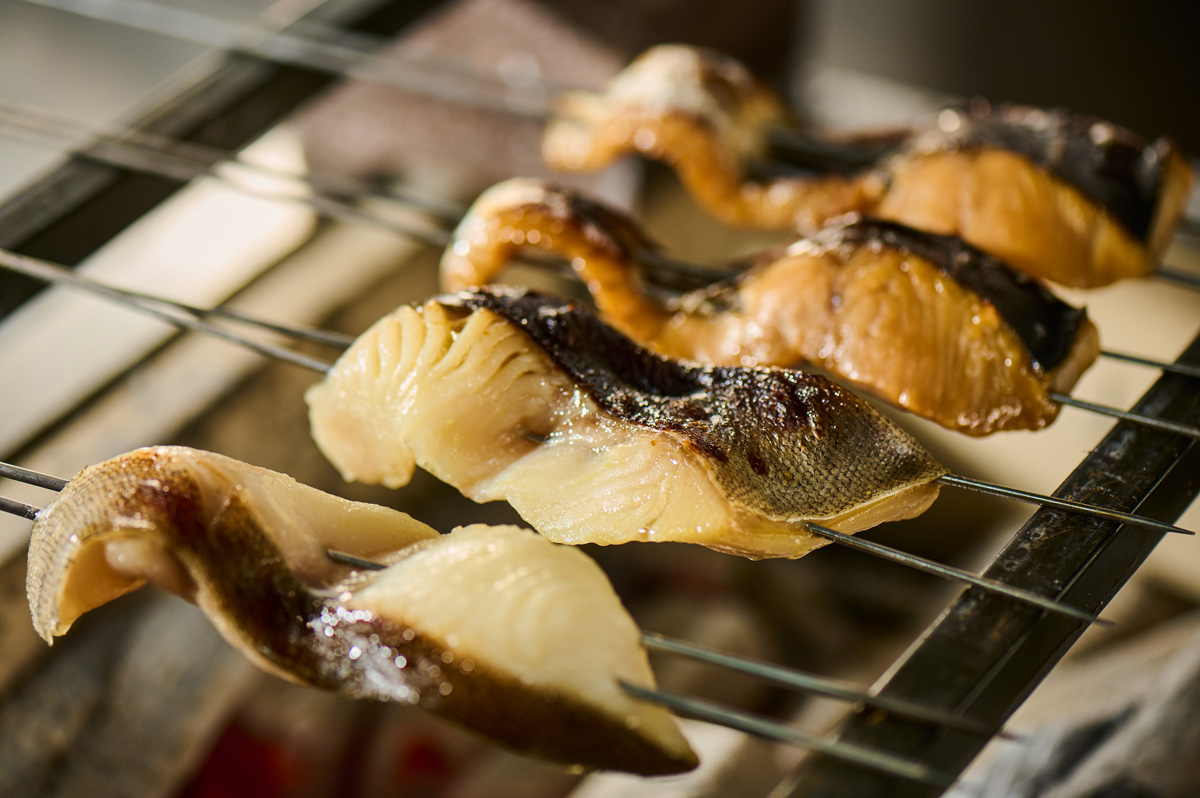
xmin=543 ymin=44 xmax=1194 ymax=288
xmin=26 ymin=446 xmax=697 ymax=775
xmin=441 ymin=179 xmax=1100 ymax=435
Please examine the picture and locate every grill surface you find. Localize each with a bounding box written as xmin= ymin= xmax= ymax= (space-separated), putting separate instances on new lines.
xmin=0 ymin=2 xmax=1198 ymax=796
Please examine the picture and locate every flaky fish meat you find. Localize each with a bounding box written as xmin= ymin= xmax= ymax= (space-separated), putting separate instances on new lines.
xmin=441 ymin=179 xmax=1100 ymax=435
xmin=306 ymin=288 xmax=945 ymax=559
xmin=543 ymin=44 xmax=1194 ymax=288
xmin=26 ymin=446 xmax=697 ymax=775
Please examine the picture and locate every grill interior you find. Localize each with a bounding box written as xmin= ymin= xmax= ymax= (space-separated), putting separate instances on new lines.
xmin=1 ymin=2 xmax=1199 ymax=796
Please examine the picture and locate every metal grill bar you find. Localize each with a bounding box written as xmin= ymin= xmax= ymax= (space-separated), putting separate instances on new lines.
xmin=779 ymin=327 xmax=1200 ymax=796
xmin=0 ymin=0 xmax=445 ymax=322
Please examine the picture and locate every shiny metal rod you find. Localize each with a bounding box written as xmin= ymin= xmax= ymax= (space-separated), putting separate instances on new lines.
xmin=0 ymin=496 xmax=40 ymax=521
xmin=1050 ymin=393 xmax=1200 ymax=441
xmin=1097 ymin=348 xmax=1200 ymax=380
xmin=937 ymin=474 xmax=1193 ymax=536
xmin=620 ymin=683 xmax=955 ymax=788
xmin=1156 ymin=265 xmax=1200 ymax=291
xmin=0 ymin=248 xmax=355 ymax=349
xmin=805 ymin=524 xmax=1106 ymax=626
xmin=0 ymin=101 xmax=466 ymax=229
xmin=0 ymin=462 xmax=69 ymax=492
xmin=0 ymin=106 xmax=454 ymax=250
xmin=641 ymin=631 xmax=1003 ymax=737
xmin=0 ymin=250 xmax=334 ymax=375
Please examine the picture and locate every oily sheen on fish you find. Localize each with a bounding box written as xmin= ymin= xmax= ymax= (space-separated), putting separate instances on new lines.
xmin=306 ymin=288 xmax=945 ymax=559
xmin=441 ymin=179 xmax=1100 ymax=435
xmin=543 ymin=44 xmax=1194 ymax=288
xmin=26 ymin=446 xmax=696 ymax=775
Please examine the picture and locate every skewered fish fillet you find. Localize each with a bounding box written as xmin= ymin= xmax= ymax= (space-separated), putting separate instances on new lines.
xmin=26 ymin=446 xmax=697 ymax=775
xmin=440 ymin=179 xmax=1100 ymax=436
xmin=306 ymin=288 xmax=945 ymax=559
xmin=543 ymin=44 xmax=1194 ymax=288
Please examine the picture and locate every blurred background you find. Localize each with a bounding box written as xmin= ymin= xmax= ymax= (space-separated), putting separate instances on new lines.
xmin=0 ymin=2 xmax=1198 ymax=797
xmin=4 ymin=0 xmax=1200 ymax=195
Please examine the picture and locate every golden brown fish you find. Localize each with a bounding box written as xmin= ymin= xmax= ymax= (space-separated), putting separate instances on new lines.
xmin=26 ymin=446 xmax=697 ymax=775
xmin=543 ymin=44 xmax=1194 ymax=288
xmin=440 ymin=179 xmax=1100 ymax=436
xmin=306 ymin=288 xmax=945 ymax=559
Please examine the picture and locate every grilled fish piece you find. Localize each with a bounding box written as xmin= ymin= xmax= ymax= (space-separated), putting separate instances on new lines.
xmin=440 ymin=179 xmax=1100 ymax=436
xmin=26 ymin=446 xmax=697 ymax=775
xmin=543 ymin=45 xmax=1194 ymax=288
xmin=306 ymin=288 xmax=945 ymax=559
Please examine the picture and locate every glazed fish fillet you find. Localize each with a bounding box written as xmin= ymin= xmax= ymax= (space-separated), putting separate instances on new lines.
xmin=26 ymin=446 xmax=696 ymax=775
xmin=543 ymin=45 xmax=1194 ymax=288
xmin=441 ymin=180 xmax=1100 ymax=435
xmin=306 ymin=289 xmax=945 ymax=559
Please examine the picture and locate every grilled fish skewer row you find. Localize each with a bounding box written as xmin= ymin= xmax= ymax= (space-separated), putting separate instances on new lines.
xmin=307 ymin=287 xmax=945 ymax=560
xmin=25 ymin=446 xmax=697 ymax=775
xmin=3 ymin=458 xmax=1037 ymax=745
xmin=441 ymin=179 xmax=1101 ymax=436
xmin=2 ymin=255 xmax=1190 ymax=535
xmin=3 ymin=250 xmax=1196 ymax=523
xmin=544 ymin=44 xmax=1194 ymax=288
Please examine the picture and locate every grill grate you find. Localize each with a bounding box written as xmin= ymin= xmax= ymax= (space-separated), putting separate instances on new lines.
xmin=0 ymin=2 xmax=1198 ymax=796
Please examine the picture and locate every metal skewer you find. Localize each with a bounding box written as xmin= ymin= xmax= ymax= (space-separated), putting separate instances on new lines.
xmin=1099 ymin=348 xmax=1200 ymax=380
xmin=0 ymin=101 xmax=466 ymax=229
xmin=619 ymin=683 xmax=955 ymax=789
xmin=0 ymin=471 xmax=964 ymax=789
xmin=1154 ymin=265 xmax=1200 ymax=291
xmin=805 ymin=524 xmax=1103 ymax=625
xmin=0 ymin=496 xmax=39 ymax=521
xmin=936 ymin=475 xmax=1193 ymax=536
xmin=0 ymin=462 xmax=68 ymax=492
xmin=1049 ymin=393 xmax=1200 ymax=441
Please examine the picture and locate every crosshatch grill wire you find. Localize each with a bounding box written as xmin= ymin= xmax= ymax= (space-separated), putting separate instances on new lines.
xmin=0 ymin=1 xmax=1198 ymax=795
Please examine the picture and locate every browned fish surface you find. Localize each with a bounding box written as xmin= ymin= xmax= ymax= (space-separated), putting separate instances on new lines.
xmin=26 ymin=446 xmax=696 ymax=775
xmin=440 ymin=180 xmax=1100 ymax=435
xmin=306 ymin=289 xmax=945 ymax=559
xmin=543 ymin=45 xmax=1194 ymax=288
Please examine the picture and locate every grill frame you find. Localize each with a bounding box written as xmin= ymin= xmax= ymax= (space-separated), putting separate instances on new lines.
xmin=0 ymin=3 xmax=1198 ymax=795
xmin=0 ymin=0 xmax=442 ymax=321
xmin=783 ymin=334 xmax=1200 ymax=796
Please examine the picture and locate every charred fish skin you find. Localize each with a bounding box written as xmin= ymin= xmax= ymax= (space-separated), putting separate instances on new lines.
xmin=439 ymin=287 xmax=945 ymax=525
xmin=901 ymin=101 xmax=1189 ymax=247
xmin=440 ymin=179 xmax=1099 ymax=435
xmin=544 ymin=45 xmax=1193 ymax=287
xmin=26 ymin=447 xmax=697 ymax=775
xmin=307 ymin=289 xmax=943 ymax=559
xmin=880 ymin=100 xmax=1196 ymax=286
